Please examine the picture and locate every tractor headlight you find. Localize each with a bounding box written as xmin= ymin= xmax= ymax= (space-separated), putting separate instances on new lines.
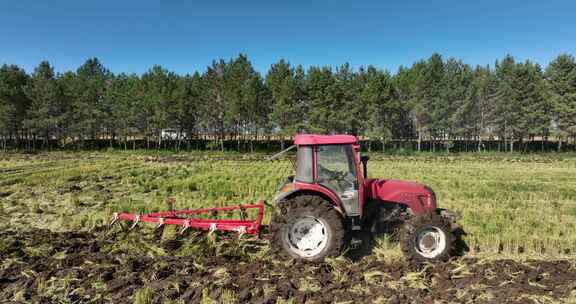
xmin=273 ymin=183 xmax=295 ymax=204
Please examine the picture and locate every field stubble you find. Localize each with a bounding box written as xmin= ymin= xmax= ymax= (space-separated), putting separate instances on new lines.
xmin=1 ymin=151 xmax=576 ymax=303
xmin=1 ymin=151 xmax=575 ymax=257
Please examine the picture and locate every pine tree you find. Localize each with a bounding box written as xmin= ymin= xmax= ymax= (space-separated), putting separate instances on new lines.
xmin=393 ymin=66 xmax=418 ymax=145
xmin=201 ymin=59 xmax=228 ymax=151
xmin=362 ymin=66 xmax=398 ymax=151
xmin=442 ymin=59 xmax=473 ymax=151
xmin=546 ymin=54 xmax=576 ymax=150
xmin=222 ymin=54 xmax=262 ymax=151
xmin=70 ymin=58 xmax=110 ymax=148
xmin=331 ymin=63 xmax=360 ymax=134
xmin=494 ymin=55 xmax=520 ymax=151
xmin=105 ymin=73 xmax=142 ymax=149
xmin=23 ymin=61 xmax=64 ymax=150
xmin=410 ymin=54 xmax=445 ymax=151
xmin=248 ymin=73 xmax=271 ymax=151
xmin=494 ymin=56 xmax=551 ymax=151
xmin=170 ymin=73 xmax=202 ymax=150
xmin=267 ymin=59 xmax=302 ymax=147
xmin=458 ymin=65 xmax=498 ymax=151
xmin=516 ymin=61 xmax=551 ymax=151
xmin=0 ymin=64 xmax=30 ymax=150
xmin=307 ymin=66 xmax=338 ymax=133
xmin=141 ymin=65 xmax=179 ymax=149
xmin=57 ymin=71 xmax=76 ymax=146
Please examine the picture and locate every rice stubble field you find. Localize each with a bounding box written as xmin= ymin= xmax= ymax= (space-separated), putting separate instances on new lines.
xmin=1 ymin=151 xmax=576 ymax=303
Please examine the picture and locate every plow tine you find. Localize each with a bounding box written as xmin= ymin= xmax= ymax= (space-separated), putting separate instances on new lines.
xmin=179 ymin=220 xmax=190 ymax=235
xmin=129 ymin=214 xmax=140 ymax=230
xmin=234 ymin=226 xmax=246 ymax=239
xmin=209 ymin=223 xmax=217 ymax=234
xmin=109 ymin=212 xmax=119 ymax=226
xmin=155 ymin=217 xmax=165 ymax=230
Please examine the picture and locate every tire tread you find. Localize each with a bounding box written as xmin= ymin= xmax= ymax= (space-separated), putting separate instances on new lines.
xmin=270 ymin=195 xmax=346 ymax=262
xmin=400 ymin=212 xmax=456 ymax=265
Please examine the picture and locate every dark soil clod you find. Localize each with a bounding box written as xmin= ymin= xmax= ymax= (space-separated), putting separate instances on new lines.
xmin=1 ymin=229 xmax=575 ymax=303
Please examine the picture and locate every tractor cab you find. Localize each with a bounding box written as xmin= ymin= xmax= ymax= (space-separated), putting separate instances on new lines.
xmin=275 ymin=134 xmax=365 ymax=217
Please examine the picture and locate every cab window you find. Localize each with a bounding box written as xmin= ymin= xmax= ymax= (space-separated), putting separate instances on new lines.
xmin=295 ymin=146 xmax=313 ymax=183
xmin=316 ymin=145 xmax=356 ymax=193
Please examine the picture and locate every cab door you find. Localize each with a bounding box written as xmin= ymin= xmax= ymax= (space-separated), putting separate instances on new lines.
xmin=315 ymin=144 xmax=361 ymax=216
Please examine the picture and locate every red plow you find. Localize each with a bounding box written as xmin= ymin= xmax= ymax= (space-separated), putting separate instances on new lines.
xmin=110 ymin=199 xmax=265 ymax=238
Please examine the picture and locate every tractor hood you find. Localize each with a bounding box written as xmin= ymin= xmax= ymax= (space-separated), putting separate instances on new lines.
xmin=363 ymin=179 xmax=437 ymax=215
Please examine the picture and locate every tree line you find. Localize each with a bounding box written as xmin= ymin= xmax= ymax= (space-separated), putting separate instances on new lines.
xmin=1 ymin=53 xmax=576 ymax=152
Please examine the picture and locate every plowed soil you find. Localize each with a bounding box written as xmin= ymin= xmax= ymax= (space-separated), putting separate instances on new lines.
xmin=1 ymin=229 xmax=576 ymax=303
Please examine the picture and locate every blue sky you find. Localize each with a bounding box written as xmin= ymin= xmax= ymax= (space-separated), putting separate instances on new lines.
xmin=1 ymin=0 xmax=575 ymax=75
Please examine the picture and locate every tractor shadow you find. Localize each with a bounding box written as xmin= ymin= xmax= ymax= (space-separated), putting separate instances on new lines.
xmin=346 ymin=213 xmax=469 ymax=262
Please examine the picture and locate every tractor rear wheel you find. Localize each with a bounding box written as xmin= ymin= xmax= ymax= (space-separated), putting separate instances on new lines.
xmin=271 ymin=195 xmax=346 ymax=262
xmin=400 ymin=212 xmax=455 ymax=264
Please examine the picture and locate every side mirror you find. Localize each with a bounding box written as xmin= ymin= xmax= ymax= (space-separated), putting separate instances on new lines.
xmin=360 ymin=155 xmax=369 ymax=179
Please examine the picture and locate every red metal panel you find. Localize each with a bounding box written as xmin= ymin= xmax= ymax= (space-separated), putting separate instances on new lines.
xmin=363 ymin=179 xmax=436 ymax=215
xmin=292 ymin=181 xmax=345 ymax=213
xmin=294 ymin=134 xmax=358 ymax=146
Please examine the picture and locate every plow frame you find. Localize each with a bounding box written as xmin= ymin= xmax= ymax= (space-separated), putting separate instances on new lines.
xmin=111 ymin=201 xmax=265 ymax=238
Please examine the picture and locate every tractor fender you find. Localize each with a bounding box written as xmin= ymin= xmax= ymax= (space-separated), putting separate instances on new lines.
xmin=363 ymin=179 xmax=437 ymax=215
xmin=274 ymin=184 xmax=346 ymax=216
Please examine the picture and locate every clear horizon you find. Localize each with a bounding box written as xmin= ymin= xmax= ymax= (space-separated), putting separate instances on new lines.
xmin=1 ymin=0 xmax=575 ymax=75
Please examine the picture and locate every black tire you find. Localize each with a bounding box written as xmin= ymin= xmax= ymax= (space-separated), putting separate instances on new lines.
xmin=400 ymin=212 xmax=456 ymax=265
xmin=270 ymin=195 xmax=347 ymax=262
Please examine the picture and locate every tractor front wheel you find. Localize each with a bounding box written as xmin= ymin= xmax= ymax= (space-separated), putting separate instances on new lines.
xmin=270 ymin=195 xmax=346 ymax=262
xmin=400 ymin=212 xmax=456 ymax=264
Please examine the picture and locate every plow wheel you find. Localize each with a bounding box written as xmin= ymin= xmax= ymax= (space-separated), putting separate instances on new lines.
xmin=270 ymin=195 xmax=346 ymax=262
xmin=400 ymin=212 xmax=456 ymax=264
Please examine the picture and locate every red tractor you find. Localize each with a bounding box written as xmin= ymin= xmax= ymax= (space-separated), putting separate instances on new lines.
xmin=112 ymin=134 xmax=461 ymax=264
xmin=269 ymin=134 xmax=461 ymax=263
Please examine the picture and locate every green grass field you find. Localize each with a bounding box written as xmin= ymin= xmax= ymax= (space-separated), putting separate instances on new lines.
xmin=1 ymin=151 xmax=576 ymax=259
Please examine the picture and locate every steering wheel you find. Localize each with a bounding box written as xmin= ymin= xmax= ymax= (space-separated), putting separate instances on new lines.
xmin=331 ymin=170 xmax=349 ymax=182
xmin=318 ymin=165 xmax=353 ymax=187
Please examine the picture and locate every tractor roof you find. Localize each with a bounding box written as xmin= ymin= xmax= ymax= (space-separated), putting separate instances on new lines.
xmin=293 ymin=134 xmax=358 ymax=146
